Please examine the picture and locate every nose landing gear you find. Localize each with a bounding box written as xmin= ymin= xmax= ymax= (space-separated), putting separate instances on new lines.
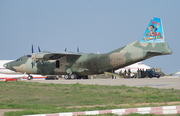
xmin=27 ymin=75 xmax=33 ymax=80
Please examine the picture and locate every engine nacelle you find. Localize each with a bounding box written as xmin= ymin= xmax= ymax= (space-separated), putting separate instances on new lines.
xmin=31 ymin=54 xmax=45 ymax=61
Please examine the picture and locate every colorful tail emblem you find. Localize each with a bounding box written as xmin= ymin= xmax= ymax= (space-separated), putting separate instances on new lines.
xmin=141 ymin=18 xmax=165 ymax=43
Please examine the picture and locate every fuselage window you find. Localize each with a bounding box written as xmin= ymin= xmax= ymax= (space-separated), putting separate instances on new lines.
xmin=16 ymin=59 xmax=23 ymax=62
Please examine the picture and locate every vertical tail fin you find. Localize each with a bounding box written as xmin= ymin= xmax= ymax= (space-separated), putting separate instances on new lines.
xmin=141 ymin=18 xmax=165 ymax=43
xmin=109 ymin=17 xmax=172 ymax=55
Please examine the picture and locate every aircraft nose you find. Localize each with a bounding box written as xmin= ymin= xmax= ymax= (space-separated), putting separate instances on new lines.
xmin=3 ymin=63 xmax=8 ymax=68
xmin=3 ymin=63 xmax=11 ymax=69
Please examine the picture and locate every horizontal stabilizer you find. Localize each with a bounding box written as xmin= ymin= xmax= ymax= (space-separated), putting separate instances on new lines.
xmin=146 ymin=50 xmax=163 ymax=54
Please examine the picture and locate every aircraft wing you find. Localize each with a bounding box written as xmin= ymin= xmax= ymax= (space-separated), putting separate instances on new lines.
xmin=32 ymin=52 xmax=81 ymax=61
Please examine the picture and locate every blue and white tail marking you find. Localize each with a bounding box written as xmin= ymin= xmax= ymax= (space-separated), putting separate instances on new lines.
xmin=141 ymin=18 xmax=165 ymax=43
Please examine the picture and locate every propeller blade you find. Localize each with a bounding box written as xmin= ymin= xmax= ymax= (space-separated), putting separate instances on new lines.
xmin=65 ymin=47 xmax=67 ymax=52
xmin=77 ymin=47 xmax=79 ymax=52
xmin=32 ymin=44 xmax=34 ymax=53
xmin=38 ymin=46 xmax=41 ymax=52
xmin=31 ymin=61 xmax=33 ymax=69
xmin=32 ymin=44 xmax=34 ymax=68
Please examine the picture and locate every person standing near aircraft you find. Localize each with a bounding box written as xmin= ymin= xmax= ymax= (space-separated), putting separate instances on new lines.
xmin=128 ymin=69 xmax=131 ymax=78
xmin=119 ymin=70 xmax=122 ymax=76
xmin=137 ymin=68 xmax=140 ymax=78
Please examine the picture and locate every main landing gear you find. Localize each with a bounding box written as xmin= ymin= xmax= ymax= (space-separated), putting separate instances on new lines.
xmin=64 ymin=74 xmax=77 ymax=80
xmin=64 ymin=74 xmax=88 ymax=80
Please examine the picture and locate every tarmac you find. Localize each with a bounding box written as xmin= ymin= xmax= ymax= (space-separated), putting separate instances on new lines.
xmin=32 ymin=76 xmax=180 ymax=90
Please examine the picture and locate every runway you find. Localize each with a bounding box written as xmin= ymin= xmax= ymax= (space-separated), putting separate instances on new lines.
xmin=31 ymin=76 xmax=180 ymax=90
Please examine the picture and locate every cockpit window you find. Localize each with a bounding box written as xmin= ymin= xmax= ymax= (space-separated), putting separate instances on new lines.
xmin=16 ymin=59 xmax=23 ymax=62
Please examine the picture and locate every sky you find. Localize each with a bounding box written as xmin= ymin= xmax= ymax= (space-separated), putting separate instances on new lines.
xmin=0 ymin=0 xmax=180 ymax=73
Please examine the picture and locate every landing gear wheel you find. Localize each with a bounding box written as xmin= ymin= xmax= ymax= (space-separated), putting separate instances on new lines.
xmin=27 ymin=76 xmax=33 ymax=80
xmin=70 ymin=74 xmax=77 ymax=79
xmin=84 ymin=75 xmax=88 ymax=79
xmin=64 ymin=75 xmax=69 ymax=80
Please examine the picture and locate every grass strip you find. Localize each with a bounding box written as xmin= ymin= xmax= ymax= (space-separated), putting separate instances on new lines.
xmin=0 ymin=81 xmax=180 ymax=116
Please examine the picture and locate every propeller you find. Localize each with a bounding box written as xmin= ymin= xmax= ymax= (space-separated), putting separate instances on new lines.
xmin=32 ymin=44 xmax=34 ymax=54
xmin=31 ymin=61 xmax=33 ymax=69
xmin=77 ymin=47 xmax=79 ymax=52
xmin=38 ymin=46 xmax=41 ymax=52
xmin=31 ymin=44 xmax=34 ymax=68
xmin=26 ymin=44 xmax=33 ymax=57
xmin=65 ymin=47 xmax=67 ymax=52
xmin=38 ymin=46 xmax=44 ymax=68
xmin=27 ymin=45 xmax=44 ymax=68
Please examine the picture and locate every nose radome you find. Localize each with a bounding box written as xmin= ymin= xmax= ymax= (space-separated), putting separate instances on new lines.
xmin=3 ymin=63 xmax=8 ymax=68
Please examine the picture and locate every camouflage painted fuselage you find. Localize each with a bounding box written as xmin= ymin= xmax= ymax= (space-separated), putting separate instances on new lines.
xmin=5 ymin=40 xmax=172 ymax=76
xmin=5 ymin=18 xmax=173 ymax=76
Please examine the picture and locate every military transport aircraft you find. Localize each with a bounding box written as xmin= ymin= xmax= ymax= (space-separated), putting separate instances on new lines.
xmin=4 ymin=18 xmax=172 ymax=80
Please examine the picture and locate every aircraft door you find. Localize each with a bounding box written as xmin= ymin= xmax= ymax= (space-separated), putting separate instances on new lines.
xmin=54 ymin=59 xmax=66 ymax=75
xmin=56 ymin=60 xmax=60 ymax=68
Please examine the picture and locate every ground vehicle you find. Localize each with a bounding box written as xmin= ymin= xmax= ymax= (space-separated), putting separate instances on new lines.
xmin=147 ymin=70 xmax=160 ymax=78
xmin=136 ymin=70 xmax=160 ymax=78
xmin=110 ymin=69 xmax=160 ymax=79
